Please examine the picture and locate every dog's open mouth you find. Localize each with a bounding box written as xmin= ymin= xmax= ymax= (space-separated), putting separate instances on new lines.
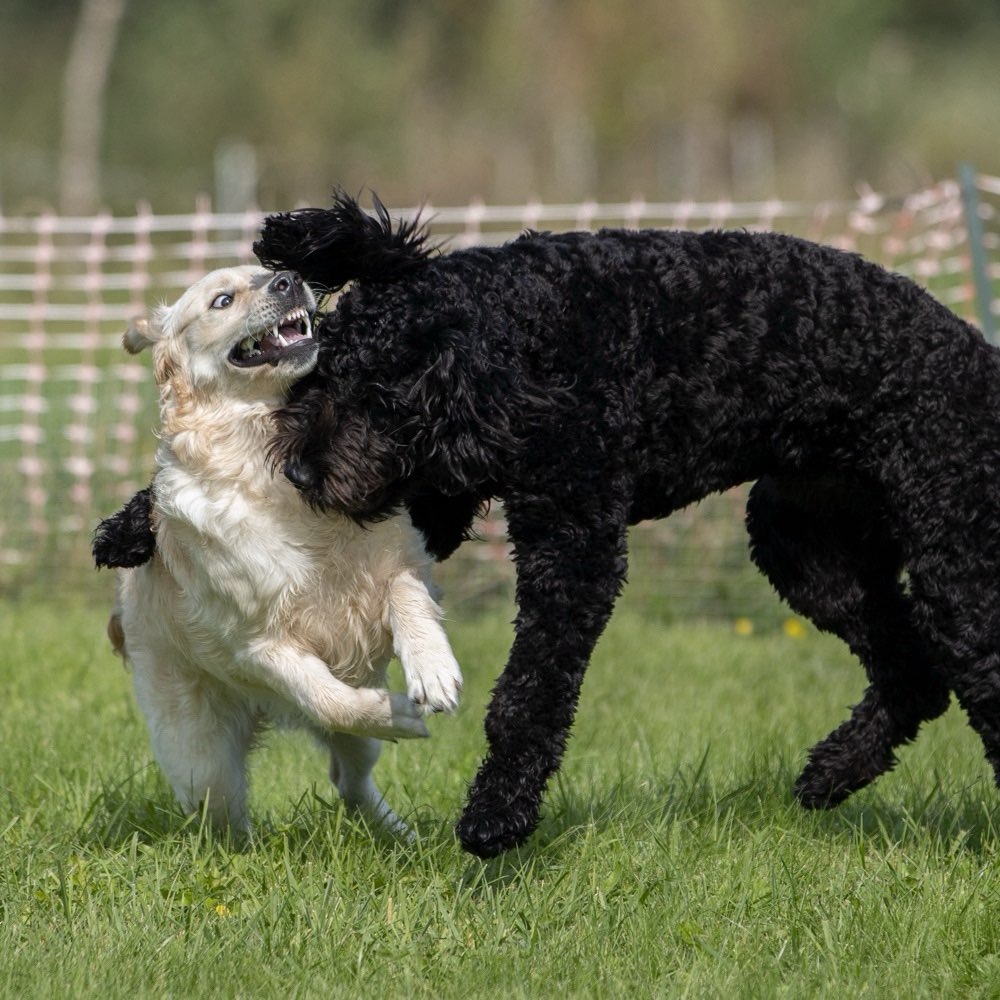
xmin=229 ymin=307 xmax=316 ymax=368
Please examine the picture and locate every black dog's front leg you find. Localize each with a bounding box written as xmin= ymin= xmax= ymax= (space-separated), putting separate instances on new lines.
xmin=456 ymin=492 xmax=629 ymax=857
xmin=93 ymin=487 xmax=156 ymax=568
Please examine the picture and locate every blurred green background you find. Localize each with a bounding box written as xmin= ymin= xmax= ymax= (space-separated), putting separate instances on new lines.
xmin=2 ymin=0 xmax=998 ymax=627
xmin=2 ymin=0 xmax=999 ymax=214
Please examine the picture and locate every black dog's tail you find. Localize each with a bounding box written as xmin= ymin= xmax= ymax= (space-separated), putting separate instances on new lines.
xmin=253 ymin=189 xmax=433 ymax=292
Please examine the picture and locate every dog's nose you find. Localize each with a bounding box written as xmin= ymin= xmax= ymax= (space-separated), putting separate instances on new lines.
xmin=284 ymin=458 xmax=316 ymax=490
xmin=268 ymin=271 xmax=303 ymax=296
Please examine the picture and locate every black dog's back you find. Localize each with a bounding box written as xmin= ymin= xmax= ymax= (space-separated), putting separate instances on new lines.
xmin=313 ymin=224 xmax=990 ymax=520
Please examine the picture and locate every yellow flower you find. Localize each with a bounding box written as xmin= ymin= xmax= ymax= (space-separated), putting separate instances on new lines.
xmin=782 ymin=618 xmax=806 ymax=639
xmin=214 ymin=903 xmax=231 ymax=917
xmin=733 ymin=617 xmax=754 ymax=636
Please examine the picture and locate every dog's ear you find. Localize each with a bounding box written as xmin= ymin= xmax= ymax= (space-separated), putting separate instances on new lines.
xmin=122 ymin=316 xmax=155 ymax=354
xmin=254 ymin=189 xmax=433 ymax=291
xmin=123 ymin=308 xmax=173 ymax=353
xmin=125 ymin=307 xmax=184 ymax=387
xmin=402 ymin=323 xmax=515 ymax=492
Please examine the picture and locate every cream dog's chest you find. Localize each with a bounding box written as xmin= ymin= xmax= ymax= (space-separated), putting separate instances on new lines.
xmin=154 ymin=473 xmax=406 ymax=683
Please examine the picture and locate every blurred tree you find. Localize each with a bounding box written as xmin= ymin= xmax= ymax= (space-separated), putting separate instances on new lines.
xmin=60 ymin=0 xmax=128 ymax=213
xmin=0 ymin=0 xmax=997 ymax=212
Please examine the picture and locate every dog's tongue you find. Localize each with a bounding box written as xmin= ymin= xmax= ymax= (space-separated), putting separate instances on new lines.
xmin=260 ymin=323 xmax=309 ymax=352
xmin=279 ymin=320 xmax=310 ymax=344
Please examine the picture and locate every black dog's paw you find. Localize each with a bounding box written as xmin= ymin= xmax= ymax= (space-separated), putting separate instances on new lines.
xmin=792 ymin=740 xmax=893 ymax=809
xmin=792 ymin=768 xmax=855 ymax=810
xmin=455 ymin=758 xmax=545 ymax=857
xmin=456 ymin=802 xmax=540 ymax=859
xmin=93 ymin=487 xmax=156 ymax=569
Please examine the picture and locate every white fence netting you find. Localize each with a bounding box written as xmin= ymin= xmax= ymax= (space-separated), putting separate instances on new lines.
xmin=2 ymin=176 xmax=998 ymax=619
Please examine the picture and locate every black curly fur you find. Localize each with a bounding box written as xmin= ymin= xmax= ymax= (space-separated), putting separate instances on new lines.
xmin=101 ymin=192 xmax=1000 ymax=859
xmin=93 ymin=487 xmax=155 ymax=568
xmin=253 ymin=189 xmax=433 ymax=294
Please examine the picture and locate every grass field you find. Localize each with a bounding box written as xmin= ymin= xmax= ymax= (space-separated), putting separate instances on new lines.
xmin=4 ymin=593 xmax=1000 ymax=998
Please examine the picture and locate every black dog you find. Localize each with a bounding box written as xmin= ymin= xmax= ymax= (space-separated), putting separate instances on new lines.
xmin=98 ymin=193 xmax=1000 ymax=858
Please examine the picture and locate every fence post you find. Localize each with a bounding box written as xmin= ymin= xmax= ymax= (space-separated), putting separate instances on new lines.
xmin=959 ymin=163 xmax=997 ymax=344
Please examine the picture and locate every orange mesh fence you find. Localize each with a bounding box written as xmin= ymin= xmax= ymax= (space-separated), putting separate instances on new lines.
xmin=2 ymin=176 xmax=997 ymax=622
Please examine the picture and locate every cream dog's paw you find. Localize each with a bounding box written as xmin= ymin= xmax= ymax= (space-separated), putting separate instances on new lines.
xmin=370 ymin=692 xmax=431 ymax=740
xmin=406 ymin=650 xmax=463 ymax=715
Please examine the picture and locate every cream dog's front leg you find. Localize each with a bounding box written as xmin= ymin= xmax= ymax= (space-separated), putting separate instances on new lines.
xmin=241 ymin=641 xmax=430 ymax=739
xmin=387 ymin=569 xmax=463 ymax=715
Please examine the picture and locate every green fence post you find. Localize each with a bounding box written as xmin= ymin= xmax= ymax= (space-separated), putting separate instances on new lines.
xmin=959 ymin=163 xmax=997 ymax=344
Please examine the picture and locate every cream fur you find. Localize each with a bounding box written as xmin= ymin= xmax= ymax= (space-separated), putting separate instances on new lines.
xmin=110 ymin=266 xmax=462 ymax=835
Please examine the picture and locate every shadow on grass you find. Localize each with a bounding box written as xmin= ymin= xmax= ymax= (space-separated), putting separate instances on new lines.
xmin=77 ymin=767 xmax=459 ymax=861
xmin=75 ymin=746 xmax=1000 ymax=875
xmin=471 ymin=747 xmax=1000 ymax=870
xmin=802 ymin=778 xmax=1000 ymax=857
xmin=75 ymin=763 xmax=189 ymax=847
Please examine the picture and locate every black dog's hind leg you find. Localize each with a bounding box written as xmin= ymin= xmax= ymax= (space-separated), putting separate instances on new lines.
xmin=456 ymin=490 xmax=630 ymax=857
xmin=944 ymin=652 xmax=1000 ymax=793
xmin=905 ymin=566 xmax=1000 ymax=796
xmin=746 ymin=476 xmax=950 ymax=808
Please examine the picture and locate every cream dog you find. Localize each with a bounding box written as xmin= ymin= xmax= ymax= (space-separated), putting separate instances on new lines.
xmin=106 ymin=266 xmax=462 ymax=835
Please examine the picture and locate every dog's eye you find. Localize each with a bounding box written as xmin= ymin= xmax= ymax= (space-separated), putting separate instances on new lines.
xmin=211 ymin=293 xmax=234 ymax=310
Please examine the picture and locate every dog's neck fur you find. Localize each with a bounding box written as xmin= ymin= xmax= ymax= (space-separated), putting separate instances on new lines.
xmin=159 ymin=394 xmax=275 ymax=484
xmin=150 ymin=389 xmax=314 ymax=613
